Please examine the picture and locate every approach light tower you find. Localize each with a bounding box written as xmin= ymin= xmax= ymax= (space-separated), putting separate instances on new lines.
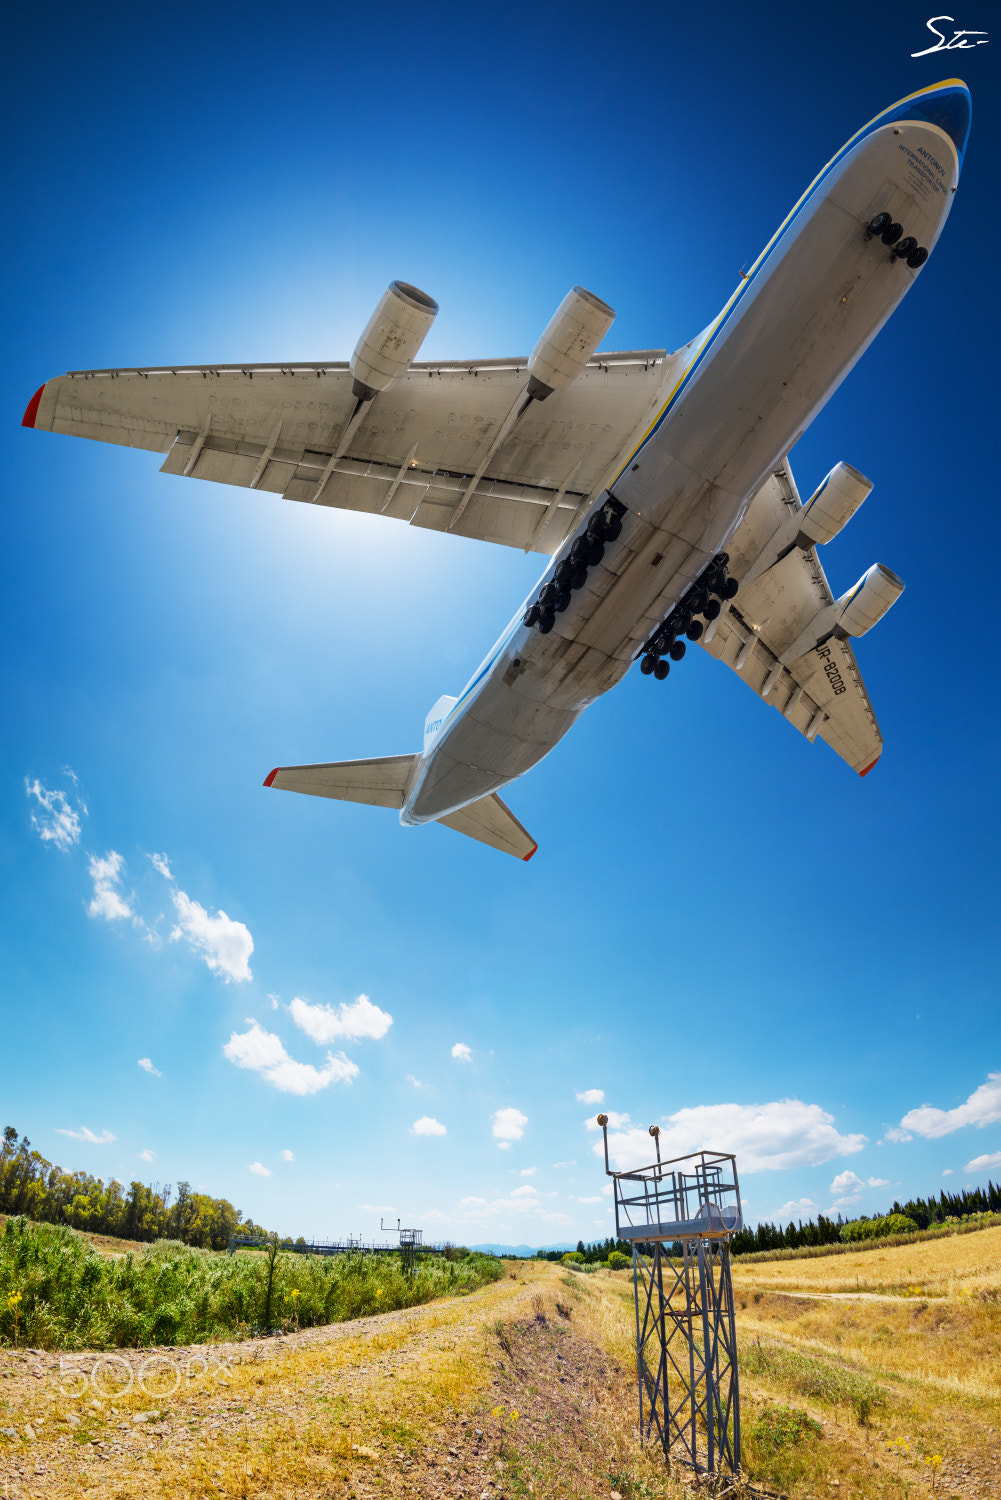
xmin=597 ymin=1115 xmax=743 ymax=1486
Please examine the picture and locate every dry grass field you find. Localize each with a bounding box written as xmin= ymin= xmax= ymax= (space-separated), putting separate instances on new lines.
xmin=1 ymin=1231 xmax=999 ymax=1499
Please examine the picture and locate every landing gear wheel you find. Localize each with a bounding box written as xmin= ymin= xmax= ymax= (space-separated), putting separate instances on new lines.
xmin=640 ymin=654 xmax=656 ymax=675
xmin=539 ymin=582 xmax=557 ymax=607
xmin=881 ymin=222 xmax=903 ymax=246
xmin=538 ymin=609 xmax=555 ymax=634
xmin=686 ymin=620 xmax=704 ymax=641
xmin=587 ymin=539 xmax=605 ymax=567
xmin=704 ymin=598 xmax=721 ymax=620
xmin=571 ymin=536 xmax=590 ymax=563
xmin=907 ymin=246 xmax=929 ymax=269
xmin=654 ymin=632 xmax=675 ymax=655
xmin=867 ymin=212 xmax=892 ymax=236
xmin=669 ymin=640 xmax=686 ymax=662
xmin=523 ymin=604 xmax=540 ymax=628
xmin=571 ymin=563 xmax=588 ymax=590
xmin=604 ymin=516 xmax=622 ymax=542
xmin=654 ymin=660 xmax=669 ymax=681
xmin=723 ymin=577 xmax=739 ymax=599
xmin=555 ymin=559 xmax=573 ymax=588
xmin=554 ymin=588 xmax=571 ymax=613
xmin=893 ymin=236 xmax=918 ymax=260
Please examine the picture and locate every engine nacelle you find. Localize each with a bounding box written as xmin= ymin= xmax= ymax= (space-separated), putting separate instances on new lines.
xmin=527 ymin=285 xmax=615 ymax=400
xmin=350 ymin=281 xmax=439 ymax=400
xmin=798 ymin=462 xmax=873 ymax=547
xmin=836 ymin=563 xmax=905 ymax=638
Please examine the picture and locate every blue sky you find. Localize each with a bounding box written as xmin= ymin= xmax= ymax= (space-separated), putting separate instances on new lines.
xmin=2 ymin=1 xmax=998 ymax=1247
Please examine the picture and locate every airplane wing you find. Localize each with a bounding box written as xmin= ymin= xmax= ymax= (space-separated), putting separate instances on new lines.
xmin=24 ymin=350 xmax=667 ymax=556
xmin=696 ymin=462 xmax=884 ymax=776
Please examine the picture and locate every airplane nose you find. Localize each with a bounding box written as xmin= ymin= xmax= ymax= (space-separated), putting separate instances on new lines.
xmin=888 ymin=79 xmax=972 ymax=162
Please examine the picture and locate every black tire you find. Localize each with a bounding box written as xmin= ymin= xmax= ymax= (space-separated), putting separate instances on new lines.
xmin=587 ymin=513 xmax=606 ymax=540
xmin=587 ymin=539 xmax=605 ymax=567
xmin=654 ymin=631 xmax=675 ymax=655
xmin=605 ymin=516 xmax=622 ymax=542
xmin=539 ymin=582 xmax=557 ymax=607
xmin=523 ymin=604 xmax=540 ymax=628
xmin=640 ymin=654 xmax=656 ymax=675
xmin=539 ymin=609 xmax=555 ymax=635
xmin=704 ymin=598 xmax=721 ymax=620
xmin=555 ymin=560 xmax=573 ymax=588
xmin=571 ymin=563 xmax=588 ymax=590
xmin=881 ymin=222 xmax=903 ymax=246
xmin=554 ymin=588 xmax=571 ymax=613
xmin=867 ymin=212 xmax=892 ymax=236
xmin=654 ymin=660 xmax=669 ymax=681
xmin=692 ymin=589 xmax=709 ymax=615
xmin=907 ymin=246 xmax=928 ymax=269
xmin=669 ymin=640 xmax=686 ymax=662
xmin=686 ymin=620 xmax=704 ymax=641
xmin=723 ymin=577 xmax=739 ymax=599
xmin=893 ymin=236 xmax=918 ymax=260
xmin=571 ymin=536 xmax=590 ymax=563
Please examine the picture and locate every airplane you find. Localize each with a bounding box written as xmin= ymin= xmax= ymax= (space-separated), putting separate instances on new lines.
xmin=22 ymin=80 xmax=971 ymax=861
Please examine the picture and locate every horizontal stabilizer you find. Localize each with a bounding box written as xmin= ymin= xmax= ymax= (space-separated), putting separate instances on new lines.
xmin=264 ymin=755 xmax=419 ymax=808
xmin=438 ymin=792 xmax=538 ymax=861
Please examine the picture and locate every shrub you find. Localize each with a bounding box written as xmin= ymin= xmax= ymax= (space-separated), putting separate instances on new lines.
xmin=607 ymin=1251 xmax=631 ymax=1270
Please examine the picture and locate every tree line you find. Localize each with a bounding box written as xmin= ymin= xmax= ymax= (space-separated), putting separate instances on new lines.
xmin=0 ymin=1127 xmax=270 ymax=1252
xmin=729 ymin=1180 xmax=1001 ymax=1255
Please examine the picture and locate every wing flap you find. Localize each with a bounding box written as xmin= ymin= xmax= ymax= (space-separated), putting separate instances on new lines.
xmin=264 ymin=755 xmax=419 ymax=809
xmin=438 ymin=792 xmax=538 ymax=861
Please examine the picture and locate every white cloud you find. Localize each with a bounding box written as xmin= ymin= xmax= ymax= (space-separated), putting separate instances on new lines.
xmin=770 ymin=1197 xmax=820 ymax=1221
xmin=964 ymin=1150 xmax=1001 ymax=1174
xmin=138 ymin=1149 xmax=155 ymax=1163
xmin=281 ymin=1149 xmax=295 ymax=1162
xmin=223 ymin=1020 xmax=358 ymax=1095
xmin=492 ymin=1107 xmax=528 ymax=1145
xmin=881 ymin=1126 xmax=912 ymax=1144
xmin=170 ymin=888 xmax=253 ymax=983
xmin=898 ymin=1074 xmax=1001 ymax=1139
xmin=412 ymin=1116 xmax=447 ymax=1137
xmin=26 ymin=778 xmax=85 ymax=851
xmin=289 ymin=993 xmax=392 ymax=1043
xmin=497 ymin=1141 xmax=511 ymax=1151
xmin=451 ymin=1042 xmax=472 ymax=1062
xmin=868 ymin=1177 xmax=890 ymax=1190
xmin=519 ymin=1167 xmax=537 ymax=1177
xmin=577 ymin=1195 xmax=602 ymax=1204
xmin=55 ymin=1126 xmax=116 ymax=1145
xmin=267 ymin=993 xmax=281 ymax=1011
xmin=510 ymin=1185 xmax=537 ymax=1199
xmin=599 ymin=1099 xmax=866 ymax=1174
xmin=942 ymin=1168 xmax=955 ymax=1176
xmin=149 ymin=852 xmax=172 ymax=880
xmin=406 ymin=1074 xmax=424 ymax=1088
xmin=87 ymin=851 xmax=133 ymax=922
xmin=249 ymin=1161 xmax=271 ymax=1177
xmin=585 ymin=1110 xmax=630 ymax=1131
xmin=576 ymin=1089 xmax=605 ymax=1105
xmin=432 ymin=1190 xmax=572 ymax=1229
xmin=138 ymin=1057 xmax=162 ymax=1077
xmin=360 ymin=1203 xmax=395 ymax=1214
xmin=553 ymin=1160 xmax=576 ymax=1169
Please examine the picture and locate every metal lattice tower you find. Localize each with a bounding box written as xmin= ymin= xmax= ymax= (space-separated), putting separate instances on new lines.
xmin=598 ymin=1117 xmax=743 ymax=1487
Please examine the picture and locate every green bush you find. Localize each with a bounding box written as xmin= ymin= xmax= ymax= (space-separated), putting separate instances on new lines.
xmin=840 ymin=1213 xmax=918 ymax=1243
xmin=561 ymin=1251 xmax=584 ymax=1264
xmin=607 ymin=1251 xmax=631 ymax=1270
xmin=0 ymin=1217 xmax=502 ymax=1351
xmin=750 ymin=1404 xmax=822 ymax=1451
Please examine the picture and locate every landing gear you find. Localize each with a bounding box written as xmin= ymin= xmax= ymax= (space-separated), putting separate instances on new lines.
xmin=637 ymin=550 xmax=739 ymax=684
xmin=686 ymin=620 xmax=704 ymax=641
xmin=669 ymin=640 xmax=686 ymax=662
xmin=653 ymin=660 xmax=669 ymax=681
xmin=522 ymin=496 xmax=627 ymax=635
xmin=865 ymin=210 xmax=928 ymax=271
xmin=641 ymin=654 xmax=656 ymax=675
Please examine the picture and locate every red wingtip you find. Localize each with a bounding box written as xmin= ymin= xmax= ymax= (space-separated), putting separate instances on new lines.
xmin=263 ymin=768 xmax=279 ymax=788
xmin=859 ymin=756 xmax=881 ymax=778
xmin=21 ymin=385 xmax=45 ymax=428
xmin=522 ymin=843 xmax=539 ymax=862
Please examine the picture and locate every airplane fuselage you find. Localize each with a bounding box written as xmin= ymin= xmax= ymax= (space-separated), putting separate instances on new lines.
xmin=402 ymin=95 xmax=963 ymax=829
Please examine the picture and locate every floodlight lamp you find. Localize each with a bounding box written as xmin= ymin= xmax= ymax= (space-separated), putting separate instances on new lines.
xmin=596 ymin=1113 xmax=608 ymax=1127
xmin=648 ymin=1125 xmax=660 ymax=1138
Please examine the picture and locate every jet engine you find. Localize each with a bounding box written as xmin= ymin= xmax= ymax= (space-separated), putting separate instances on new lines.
xmin=798 ymin=463 xmax=873 ymax=547
xmin=350 ymin=281 xmax=439 ymax=400
xmin=527 ymin=286 xmax=615 ymax=400
xmin=836 ymin=562 xmax=905 ymax=638
xmin=779 ymin=562 xmax=904 ymax=664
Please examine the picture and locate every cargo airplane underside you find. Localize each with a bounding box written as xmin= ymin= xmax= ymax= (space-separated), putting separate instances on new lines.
xmin=23 ymin=82 xmax=971 ymax=859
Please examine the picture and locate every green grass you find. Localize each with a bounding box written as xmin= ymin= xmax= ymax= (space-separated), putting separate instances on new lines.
xmin=743 ymin=1336 xmax=888 ymax=1423
xmin=0 ymin=1214 xmax=503 ymax=1350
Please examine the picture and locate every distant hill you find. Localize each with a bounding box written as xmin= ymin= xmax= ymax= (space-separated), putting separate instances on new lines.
xmin=469 ymin=1241 xmax=577 ymax=1257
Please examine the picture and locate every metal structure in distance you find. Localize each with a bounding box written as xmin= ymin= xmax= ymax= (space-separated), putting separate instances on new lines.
xmin=229 ymin=1224 xmax=442 ymax=1264
xmin=598 ymin=1116 xmax=743 ymax=1486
